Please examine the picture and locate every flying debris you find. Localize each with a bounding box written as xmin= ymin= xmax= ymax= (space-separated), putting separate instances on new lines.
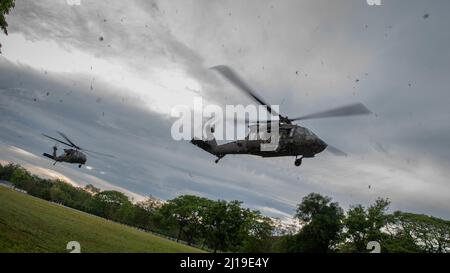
xmin=190 ymin=65 xmax=372 ymax=167
xmin=42 ymin=131 xmax=115 ymax=168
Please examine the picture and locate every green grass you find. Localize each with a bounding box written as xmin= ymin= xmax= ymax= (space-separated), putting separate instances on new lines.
xmin=0 ymin=186 xmax=205 ymax=253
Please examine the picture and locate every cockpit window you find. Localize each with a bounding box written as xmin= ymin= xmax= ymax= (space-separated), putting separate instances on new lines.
xmin=259 ymin=130 xmax=272 ymax=142
xmin=304 ymin=128 xmax=317 ymax=140
xmin=248 ymin=130 xmax=258 ymax=140
xmin=295 ymin=127 xmax=315 ymax=139
xmin=304 ymin=128 xmax=316 ymax=136
xmin=295 ymin=128 xmax=304 ymax=136
xmin=248 ymin=127 xmax=272 ymax=141
xmin=289 ymin=128 xmax=296 ymax=137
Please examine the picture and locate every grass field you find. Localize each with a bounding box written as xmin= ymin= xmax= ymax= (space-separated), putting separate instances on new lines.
xmin=0 ymin=186 xmax=205 ymax=253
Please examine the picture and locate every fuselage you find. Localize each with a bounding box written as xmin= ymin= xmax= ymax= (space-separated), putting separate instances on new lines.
xmin=57 ymin=149 xmax=87 ymax=164
xmin=213 ymin=124 xmax=327 ymax=158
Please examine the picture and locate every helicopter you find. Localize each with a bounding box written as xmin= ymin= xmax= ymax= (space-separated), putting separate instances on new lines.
xmin=42 ymin=131 xmax=114 ymax=168
xmin=191 ymin=65 xmax=372 ymax=167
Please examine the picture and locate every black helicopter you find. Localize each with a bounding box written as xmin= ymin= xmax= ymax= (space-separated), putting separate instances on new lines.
xmin=42 ymin=131 xmax=114 ymax=168
xmin=191 ymin=65 xmax=372 ymax=167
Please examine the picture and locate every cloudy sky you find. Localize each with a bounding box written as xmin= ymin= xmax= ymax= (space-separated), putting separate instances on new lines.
xmin=1 ymin=0 xmax=449 ymax=220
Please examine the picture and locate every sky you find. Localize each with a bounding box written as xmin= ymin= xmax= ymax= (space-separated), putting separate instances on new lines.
xmin=0 ymin=0 xmax=449 ymax=221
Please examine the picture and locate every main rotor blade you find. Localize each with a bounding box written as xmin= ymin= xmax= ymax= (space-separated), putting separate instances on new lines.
xmin=223 ymin=114 xmax=280 ymax=125
xmin=290 ymin=103 xmax=372 ymax=121
xmin=42 ymin=134 xmax=75 ymax=148
xmin=83 ymin=149 xmax=115 ymax=159
xmin=57 ymin=131 xmax=81 ymax=149
xmin=326 ymin=145 xmax=348 ymax=157
xmin=211 ymin=65 xmax=281 ymax=118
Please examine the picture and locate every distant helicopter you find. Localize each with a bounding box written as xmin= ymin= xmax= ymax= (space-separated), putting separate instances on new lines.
xmin=42 ymin=131 xmax=114 ymax=168
xmin=191 ymin=65 xmax=372 ymax=167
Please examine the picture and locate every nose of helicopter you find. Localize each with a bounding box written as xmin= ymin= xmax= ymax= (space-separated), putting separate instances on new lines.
xmin=316 ymin=138 xmax=328 ymax=153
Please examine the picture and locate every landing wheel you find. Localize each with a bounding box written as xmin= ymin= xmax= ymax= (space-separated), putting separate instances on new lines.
xmin=295 ymin=158 xmax=302 ymax=167
xmin=215 ymin=155 xmax=224 ymax=164
xmin=78 ymin=164 xmax=82 ymax=168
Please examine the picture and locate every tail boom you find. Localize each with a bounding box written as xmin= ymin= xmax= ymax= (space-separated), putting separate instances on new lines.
xmin=43 ymin=153 xmax=55 ymax=160
xmin=191 ymin=138 xmax=218 ymax=156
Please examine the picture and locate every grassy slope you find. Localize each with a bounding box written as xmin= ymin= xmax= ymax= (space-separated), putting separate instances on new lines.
xmin=0 ymin=186 xmax=204 ymax=253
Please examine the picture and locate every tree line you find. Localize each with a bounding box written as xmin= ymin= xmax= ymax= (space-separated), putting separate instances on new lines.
xmin=0 ymin=163 xmax=449 ymax=253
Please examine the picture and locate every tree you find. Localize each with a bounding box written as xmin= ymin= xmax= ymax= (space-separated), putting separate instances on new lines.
xmin=385 ymin=211 xmax=450 ymax=253
xmin=342 ymin=198 xmax=390 ymax=252
xmin=220 ymin=200 xmax=247 ymax=251
xmin=0 ymin=0 xmax=15 ymax=53
xmin=9 ymin=166 xmax=34 ymax=190
xmin=133 ymin=196 xmax=164 ymax=231
xmin=90 ymin=190 xmax=133 ymax=222
xmin=201 ymin=200 xmax=273 ymax=253
xmin=0 ymin=163 xmax=19 ymax=180
xmin=49 ymin=184 xmax=70 ymax=204
xmin=48 ymin=180 xmax=93 ymax=210
xmin=131 ymin=204 xmax=153 ymax=230
xmin=158 ymin=195 xmax=211 ymax=245
xmin=239 ymin=211 xmax=274 ymax=252
xmin=202 ymin=200 xmax=247 ymax=252
xmin=202 ymin=200 xmax=231 ymax=252
xmin=287 ymin=193 xmax=344 ymax=252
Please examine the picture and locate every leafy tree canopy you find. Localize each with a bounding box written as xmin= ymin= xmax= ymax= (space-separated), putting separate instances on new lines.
xmin=288 ymin=193 xmax=344 ymax=253
xmin=385 ymin=211 xmax=450 ymax=253
xmin=342 ymin=198 xmax=390 ymax=252
xmin=0 ymin=0 xmax=16 ymax=53
xmin=158 ymin=195 xmax=212 ymax=245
